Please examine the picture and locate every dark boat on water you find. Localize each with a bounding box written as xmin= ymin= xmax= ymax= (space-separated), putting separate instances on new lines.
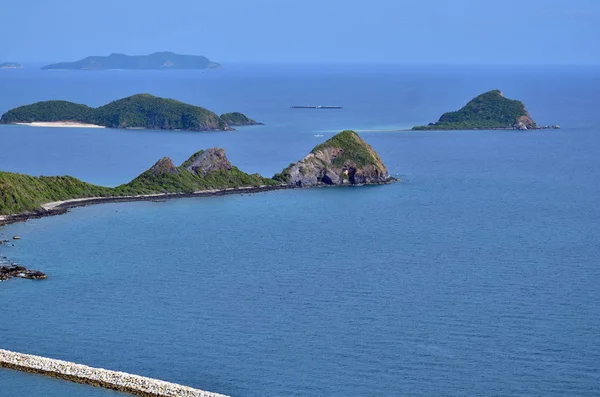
xmin=290 ymin=105 xmax=343 ymax=109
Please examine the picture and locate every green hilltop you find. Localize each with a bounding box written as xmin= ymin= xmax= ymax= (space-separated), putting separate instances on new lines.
xmin=413 ymin=90 xmax=537 ymax=131
xmin=274 ymin=130 xmax=391 ymax=186
xmin=0 ymin=94 xmax=261 ymax=131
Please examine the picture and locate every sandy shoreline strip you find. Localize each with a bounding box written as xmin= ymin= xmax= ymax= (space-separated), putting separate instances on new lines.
xmin=40 ymin=186 xmax=276 ymax=211
xmin=14 ymin=122 xmax=105 ymax=128
xmin=0 ymin=185 xmax=293 ymax=227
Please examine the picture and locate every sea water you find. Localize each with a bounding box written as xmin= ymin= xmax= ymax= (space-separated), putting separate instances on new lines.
xmin=0 ymin=64 xmax=599 ymax=396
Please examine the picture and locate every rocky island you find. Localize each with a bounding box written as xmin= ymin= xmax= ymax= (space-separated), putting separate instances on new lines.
xmin=274 ymin=130 xmax=393 ymax=186
xmin=41 ymin=51 xmax=220 ymax=70
xmin=0 ymin=63 xmax=22 ymax=69
xmin=413 ymin=90 xmax=560 ymax=131
xmin=0 ymin=94 xmax=260 ymax=131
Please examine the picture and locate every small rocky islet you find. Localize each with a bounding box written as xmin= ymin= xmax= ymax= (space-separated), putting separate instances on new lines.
xmin=413 ymin=90 xmax=560 ymax=131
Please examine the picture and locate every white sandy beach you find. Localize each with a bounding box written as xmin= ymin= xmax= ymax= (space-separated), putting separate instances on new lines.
xmin=14 ymin=122 xmax=105 ymax=128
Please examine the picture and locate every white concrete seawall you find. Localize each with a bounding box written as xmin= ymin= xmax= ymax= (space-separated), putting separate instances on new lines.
xmin=0 ymin=349 xmax=228 ymax=397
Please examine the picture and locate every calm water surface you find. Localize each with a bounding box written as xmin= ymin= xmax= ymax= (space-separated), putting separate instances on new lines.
xmin=1 ymin=65 xmax=599 ymax=396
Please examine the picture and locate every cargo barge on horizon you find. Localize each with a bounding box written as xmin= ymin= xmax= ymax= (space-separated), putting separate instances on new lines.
xmin=290 ymin=105 xmax=343 ymax=109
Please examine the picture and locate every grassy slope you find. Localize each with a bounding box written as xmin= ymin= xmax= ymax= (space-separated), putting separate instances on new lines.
xmin=413 ymin=90 xmax=531 ymax=130
xmin=0 ymin=152 xmax=277 ymax=216
xmin=273 ymin=130 xmax=384 ymax=182
xmin=0 ymin=172 xmax=113 ymax=214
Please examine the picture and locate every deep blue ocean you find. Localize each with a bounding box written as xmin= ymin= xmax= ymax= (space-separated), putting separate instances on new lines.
xmin=1 ymin=64 xmax=599 ymax=397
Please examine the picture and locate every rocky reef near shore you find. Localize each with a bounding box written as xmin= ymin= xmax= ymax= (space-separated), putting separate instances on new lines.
xmin=1 ymin=247 xmax=47 ymax=281
xmin=274 ymin=130 xmax=394 ymax=187
xmin=0 ymin=264 xmax=47 ymax=281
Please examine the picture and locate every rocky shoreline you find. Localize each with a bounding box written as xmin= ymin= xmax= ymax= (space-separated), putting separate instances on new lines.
xmin=0 ymin=349 xmax=228 ymax=397
xmin=0 ymin=264 xmax=47 ymax=281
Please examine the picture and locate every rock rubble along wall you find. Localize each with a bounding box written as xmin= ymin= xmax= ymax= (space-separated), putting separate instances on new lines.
xmin=0 ymin=349 xmax=228 ymax=397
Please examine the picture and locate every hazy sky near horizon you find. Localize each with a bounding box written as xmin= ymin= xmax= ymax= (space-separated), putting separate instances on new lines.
xmin=3 ymin=0 xmax=600 ymax=64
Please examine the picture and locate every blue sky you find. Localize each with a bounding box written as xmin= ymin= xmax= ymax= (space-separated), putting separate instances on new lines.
xmin=2 ymin=0 xmax=599 ymax=64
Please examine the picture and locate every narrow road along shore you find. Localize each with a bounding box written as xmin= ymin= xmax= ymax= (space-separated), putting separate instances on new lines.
xmin=0 ymin=349 xmax=228 ymax=397
xmin=0 ymin=184 xmax=294 ymax=227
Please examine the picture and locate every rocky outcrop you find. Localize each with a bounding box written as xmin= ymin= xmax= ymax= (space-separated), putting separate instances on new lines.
xmin=514 ymin=115 xmax=536 ymax=130
xmin=184 ymin=148 xmax=233 ymax=176
xmin=275 ymin=130 xmax=393 ymax=187
xmin=149 ymin=157 xmax=179 ymax=176
xmin=0 ymin=264 xmax=47 ymax=281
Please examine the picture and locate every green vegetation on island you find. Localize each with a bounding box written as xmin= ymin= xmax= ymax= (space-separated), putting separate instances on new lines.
xmin=41 ymin=52 xmax=220 ymax=70
xmin=219 ymin=112 xmax=262 ymax=126
xmin=0 ymin=94 xmax=260 ymax=131
xmin=0 ymin=148 xmax=276 ymax=216
xmin=0 ymin=131 xmax=393 ymax=217
xmin=274 ymin=130 xmax=392 ymax=186
xmin=413 ymin=90 xmax=538 ymax=131
xmin=0 ymin=173 xmax=111 ymax=214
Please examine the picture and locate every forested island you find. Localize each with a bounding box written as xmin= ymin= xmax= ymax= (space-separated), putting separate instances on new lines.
xmin=0 ymin=94 xmax=261 ymax=131
xmin=42 ymin=52 xmax=220 ymax=70
xmin=0 ymin=130 xmax=393 ymax=219
xmin=413 ymin=90 xmax=560 ymax=131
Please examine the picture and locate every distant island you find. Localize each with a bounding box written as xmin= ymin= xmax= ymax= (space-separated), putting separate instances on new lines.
xmin=0 ymin=63 xmax=22 ymax=69
xmin=0 ymin=130 xmax=394 ymax=220
xmin=0 ymin=94 xmax=262 ymax=131
xmin=413 ymin=90 xmax=560 ymax=131
xmin=41 ymin=51 xmax=220 ymax=70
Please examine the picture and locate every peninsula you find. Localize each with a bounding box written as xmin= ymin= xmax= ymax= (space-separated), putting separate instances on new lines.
xmin=0 ymin=94 xmax=262 ymax=131
xmin=41 ymin=51 xmax=219 ymax=70
xmin=0 ymin=63 xmax=22 ymax=69
xmin=0 ymin=131 xmax=394 ymax=220
xmin=413 ymin=90 xmax=560 ymax=131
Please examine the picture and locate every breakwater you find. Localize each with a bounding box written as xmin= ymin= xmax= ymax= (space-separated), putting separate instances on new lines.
xmin=0 ymin=349 xmax=228 ymax=397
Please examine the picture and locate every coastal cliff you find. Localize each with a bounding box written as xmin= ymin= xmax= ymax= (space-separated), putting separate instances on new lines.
xmin=274 ymin=130 xmax=393 ymax=186
xmin=0 ymin=94 xmax=260 ymax=132
xmin=413 ymin=90 xmax=559 ymax=131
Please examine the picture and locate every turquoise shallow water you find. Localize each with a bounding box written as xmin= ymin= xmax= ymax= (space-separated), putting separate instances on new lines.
xmin=1 ymin=65 xmax=600 ymax=396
